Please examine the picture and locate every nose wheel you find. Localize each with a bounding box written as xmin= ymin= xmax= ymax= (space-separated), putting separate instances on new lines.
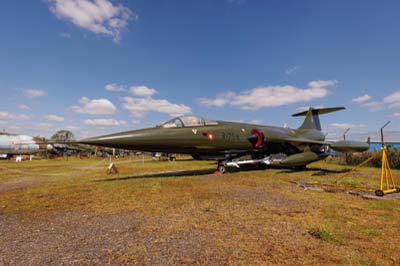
xmin=217 ymin=164 xmax=226 ymax=174
xmin=215 ymin=161 xmax=228 ymax=174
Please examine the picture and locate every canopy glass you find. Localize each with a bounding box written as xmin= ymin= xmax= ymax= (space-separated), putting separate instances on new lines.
xmin=160 ymin=116 xmax=218 ymax=128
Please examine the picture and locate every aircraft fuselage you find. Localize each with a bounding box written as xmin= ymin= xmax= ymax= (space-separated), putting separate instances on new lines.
xmin=80 ymin=121 xmax=325 ymax=158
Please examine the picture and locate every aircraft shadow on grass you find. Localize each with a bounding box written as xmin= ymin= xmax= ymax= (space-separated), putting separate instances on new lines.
xmin=96 ymin=164 xmax=349 ymax=182
xmin=96 ymin=168 xmax=217 ymax=182
xmin=95 ymin=164 xmax=277 ymax=182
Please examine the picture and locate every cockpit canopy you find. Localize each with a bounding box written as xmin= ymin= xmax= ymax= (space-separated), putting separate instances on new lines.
xmin=160 ymin=116 xmax=218 ymax=128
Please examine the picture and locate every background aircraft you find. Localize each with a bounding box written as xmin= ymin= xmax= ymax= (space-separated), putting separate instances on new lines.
xmin=0 ymin=132 xmax=56 ymax=159
xmin=79 ymin=107 xmax=369 ymax=173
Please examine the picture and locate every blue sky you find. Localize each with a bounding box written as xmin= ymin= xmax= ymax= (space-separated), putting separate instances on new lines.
xmin=1 ymin=0 xmax=400 ymax=140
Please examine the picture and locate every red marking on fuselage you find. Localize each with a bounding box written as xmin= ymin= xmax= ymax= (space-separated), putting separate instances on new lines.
xmin=251 ymin=129 xmax=264 ymax=148
xmin=202 ymin=132 xmax=214 ymax=141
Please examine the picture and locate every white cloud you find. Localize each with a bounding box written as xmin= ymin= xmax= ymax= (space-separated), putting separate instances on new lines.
xmin=45 ymin=114 xmax=65 ymax=123
xmin=354 ymin=91 xmax=400 ymax=112
xmin=361 ymin=101 xmax=384 ymax=111
xmin=47 ymin=0 xmax=136 ymax=43
xmin=22 ymin=89 xmax=47 ymax=98
xmin=66 ymin=125 xmax=80 ymax=131
xmin=308 ymin=80 xmax=337 ymax=88
xmin=129 ymin=86 xmax=157 ymax=97
xmin=84 ymin=118 xmax=127 ymax=126
xmin=19 ymin=104 xmax=30 ymax=110
xmin=71 ymin=97 xmax=117 ymax=115
xmin=0 ymin=112 xmax=30 ymax=121
xmin=122 ymin=96 xmax=192 ymax=118
xmin=199 ymin=80 xmax=336 ymax=110
xmin=22 ymin=123 xmax=56 ymax=134
xmin=199 ymin=94 xmax=231 ymax=107
xmin=328 ymin=123 xmax=366 ymax=129
xmin=2 ymin=123 xmax=56 ymax=136
xmin=353 ymin=92 xmax=396 ymax=111
xmin=105 ymin=83 xmax=125 ymax=92
xmin=383 ymin=91 xmax=400 ymax=108
xmin=352 ymin=94 xmax=372 ymax=103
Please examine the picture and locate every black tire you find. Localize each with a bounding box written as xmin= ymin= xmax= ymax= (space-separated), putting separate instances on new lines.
xmin=170 ymin=156 xmax=176 ymax=161
xmin=217 ymin=165 xmax=226 ymax=174
xmin=375 ymin=190 xmax=384 ymax=197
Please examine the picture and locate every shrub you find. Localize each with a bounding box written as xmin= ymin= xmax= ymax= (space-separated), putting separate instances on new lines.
xmin=342 ymin=148 xmax=400 ymax=169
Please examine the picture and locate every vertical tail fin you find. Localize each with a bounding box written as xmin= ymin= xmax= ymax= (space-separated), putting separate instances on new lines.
xmin=292 ymin=107 xmax=345 ymax=131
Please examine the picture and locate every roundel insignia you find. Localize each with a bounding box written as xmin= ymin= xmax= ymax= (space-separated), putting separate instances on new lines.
xmin=250 ymin=129 xmax=264 ymax=148
xmin=202 ymin=131 xmax=214 ymax=140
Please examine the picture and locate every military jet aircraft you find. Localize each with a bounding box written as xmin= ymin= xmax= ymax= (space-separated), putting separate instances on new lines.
xmin=79 ymin=107 xmax=369 ymax=173
xmin=0 ymin=132 xmax=56 ymax=159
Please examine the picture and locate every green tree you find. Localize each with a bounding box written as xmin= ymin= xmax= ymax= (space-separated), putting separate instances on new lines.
xmin=51 ymin=130 xmax=75 ymax=142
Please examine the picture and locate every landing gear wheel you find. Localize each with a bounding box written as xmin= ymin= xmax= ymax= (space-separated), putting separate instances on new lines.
xmin=375 ymin=190 xmax=384 ymax=197
xmin=217 ymin=165 xmax=226 ymax=174
xmin=396 ymin=187 xmax=400 ymax=193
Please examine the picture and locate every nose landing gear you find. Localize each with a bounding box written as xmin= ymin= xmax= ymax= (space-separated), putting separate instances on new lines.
xmin=215 ymin=161 xmax=228 ymax=175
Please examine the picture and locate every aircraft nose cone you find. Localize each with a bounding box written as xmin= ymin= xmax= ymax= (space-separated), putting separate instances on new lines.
xmin=78 ymin=129 xmax=156 ymax=150
xmin=78 ymin=136 xmax=108 ymax=146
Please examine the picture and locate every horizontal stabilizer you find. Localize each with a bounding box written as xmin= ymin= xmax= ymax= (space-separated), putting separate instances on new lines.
xmin=293 ymin=106 xmax=345 ymax=131
xmin=292 ymin=107 xmax=345 ymax=117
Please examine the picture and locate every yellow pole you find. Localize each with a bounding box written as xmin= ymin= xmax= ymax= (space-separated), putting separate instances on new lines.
xmin=389 ymin=166 xmax=396 ymax=189
xmin=376 ymin=146 xmax=399 ymax=196
xmin=380 ymin=147 xmax=385 ymax=191
xmin=387 ymin=164 xmax=390 ymax=190
xmin=385 ymin=150 xmax=389 ymax=190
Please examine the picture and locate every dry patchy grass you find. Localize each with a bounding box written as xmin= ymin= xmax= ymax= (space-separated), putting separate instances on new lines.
xmin=0 ymin=158 xmax=400 ymax=265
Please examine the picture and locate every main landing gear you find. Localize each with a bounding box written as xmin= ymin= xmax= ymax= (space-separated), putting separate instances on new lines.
xmin=214 ymin=154 xmax=290 ymax=174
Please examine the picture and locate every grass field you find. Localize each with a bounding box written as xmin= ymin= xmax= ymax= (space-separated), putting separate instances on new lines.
xmin=1 ymin=157 xmax=400 ymax=265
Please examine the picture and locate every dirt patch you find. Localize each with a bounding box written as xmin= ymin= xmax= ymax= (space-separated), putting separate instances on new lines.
xmin=217 ymin=186 xmax=309 ymax=214
xmin=0 ymin=177 xmax=51 ymax=193
xmin=0 ymin=211 xmax=144 ymax=265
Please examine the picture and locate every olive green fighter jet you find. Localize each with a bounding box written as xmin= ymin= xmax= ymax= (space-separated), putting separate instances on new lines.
xmin=79 ymin=107 xmax=369 ymax=173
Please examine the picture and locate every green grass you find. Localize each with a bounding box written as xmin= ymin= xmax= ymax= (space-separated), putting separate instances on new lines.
xmin=340 ymin=179 xmax=362 ymax=188
xmin=308 ymin=226 xmax=339 ymax=243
